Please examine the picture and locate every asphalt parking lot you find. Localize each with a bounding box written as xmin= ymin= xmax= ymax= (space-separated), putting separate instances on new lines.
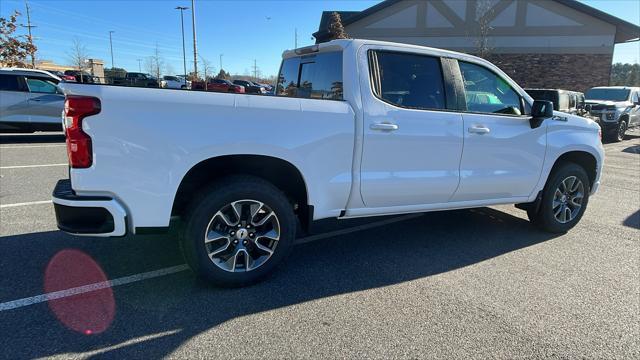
xmin=0 ymin=132 xmax=638 ymax=359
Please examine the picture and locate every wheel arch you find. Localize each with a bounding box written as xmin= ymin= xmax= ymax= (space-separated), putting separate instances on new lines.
xmin=550 ymin=151 xmax=598 ymax=189
xmin=171 ymin=154 xmax=311 ymax=228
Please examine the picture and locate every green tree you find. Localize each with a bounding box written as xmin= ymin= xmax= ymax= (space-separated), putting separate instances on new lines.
xmin=215 ymin=69 xmax=231 ymax=80
xmin=610 ymin=63 xmax=640 ymax=87
xmin=0 ymin=11 xmax=37 ymax=67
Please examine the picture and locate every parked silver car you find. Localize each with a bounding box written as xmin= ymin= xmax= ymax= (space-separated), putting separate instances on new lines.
xmin=0 ymin=68 xmax=65 ymax=132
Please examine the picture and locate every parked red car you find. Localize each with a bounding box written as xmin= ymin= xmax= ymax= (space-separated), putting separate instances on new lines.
xmin=192 ymin=79 xmax=245 ymax=93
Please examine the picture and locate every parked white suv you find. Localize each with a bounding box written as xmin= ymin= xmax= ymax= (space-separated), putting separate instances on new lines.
xmin=54 ymin=39 xmax=604 ymax=287
xmin=160 ymin=75 xmax=191 ymax=90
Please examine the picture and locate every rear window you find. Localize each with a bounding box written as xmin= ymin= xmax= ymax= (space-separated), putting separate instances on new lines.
xmin=0 ymin=74 xmax=23 ymax=91
xmin=276 ymin=51 xmax=343 ymax=100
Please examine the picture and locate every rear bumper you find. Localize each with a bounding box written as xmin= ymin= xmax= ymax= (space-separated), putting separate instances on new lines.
xmin=52 ymin=179 xmax=127 ymax=237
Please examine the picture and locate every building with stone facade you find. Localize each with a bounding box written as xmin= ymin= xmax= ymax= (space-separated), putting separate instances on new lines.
xmin=314 ymin=0 xmax=640 ymax=92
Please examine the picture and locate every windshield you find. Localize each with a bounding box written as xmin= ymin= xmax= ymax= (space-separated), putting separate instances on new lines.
xmin=586 ymin=88 xmax=630 ymax=101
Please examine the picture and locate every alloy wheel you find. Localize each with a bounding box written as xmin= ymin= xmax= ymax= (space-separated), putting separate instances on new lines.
xmin=203 ymin=199 xmax=280 ymax=272
xmin=552 ymin=176 xmax=585 ymax=224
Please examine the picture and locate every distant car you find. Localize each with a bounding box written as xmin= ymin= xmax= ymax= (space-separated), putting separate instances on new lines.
xmin=525 ymin=89 xmax=586 ymax=116
xmin=160 ymin=75 xmax=191 ymax=89
xmin=201 ymin=78 xmax=245 ymax=93
xmin=232 ymin=79 xmax=266 ymax=94
xmin=585 ymin=86 xmax=640 ymax=142
xmin=112 ymin=72 xmax=159 ymax=88
xmin=255 ymin=83 xmax=273 ymax=92
xmin=0 ymin=68 xmax=65 ymax=132
xmin=50 ymin=70 xmax=77 ymax=82
xmin=64 ymin=70 xmax=98 ymax=83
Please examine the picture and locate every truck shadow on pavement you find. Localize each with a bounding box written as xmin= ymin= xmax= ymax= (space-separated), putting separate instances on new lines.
xmin=1 ymin=208 xmax=561 ymax=359
xmin=0 ymin=133 xmax=65 ymax=144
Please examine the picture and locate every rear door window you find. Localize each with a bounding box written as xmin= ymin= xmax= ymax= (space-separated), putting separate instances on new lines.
xmin=371 ymin=51 xmax=446 ymax=110
xmin=0 ymin=74 xmax=24 ymax=92
xmin=276 ymin=51 xmax=343 ymax=100
xmin=25 ymin=77 xmax=59 ymax=94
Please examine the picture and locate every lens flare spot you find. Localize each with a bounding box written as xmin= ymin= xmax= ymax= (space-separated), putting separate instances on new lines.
xmin=44 ymin=249 xmax=115 ymax=335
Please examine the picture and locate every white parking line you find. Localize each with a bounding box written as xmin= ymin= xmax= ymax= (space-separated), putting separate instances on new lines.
xmin=0 ymin=265 xmax=189 ymax=312
xmin=0 ymin=214 xmax=420 ymax=312
xmin=0 ymin=163 xmax=67 ymax=170
xmin=0 ymin=144 xmax=66 ymax=149
xmin=0 ymin=200 xmax=52 ymax=209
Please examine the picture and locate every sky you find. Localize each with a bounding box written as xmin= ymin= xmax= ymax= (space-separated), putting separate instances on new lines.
xmin=1 ymin=0 xmax=639 ymax=77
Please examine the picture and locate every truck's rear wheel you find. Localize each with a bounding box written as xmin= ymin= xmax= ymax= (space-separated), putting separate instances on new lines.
xmin=528 ymin=163 xmax=590 ymax=233
xmin=181 ymin=176 xmax=296 ymax=287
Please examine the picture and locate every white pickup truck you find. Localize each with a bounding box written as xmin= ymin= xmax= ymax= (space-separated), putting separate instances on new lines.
xmin=54 ymin=39 xmax=604 ymax=287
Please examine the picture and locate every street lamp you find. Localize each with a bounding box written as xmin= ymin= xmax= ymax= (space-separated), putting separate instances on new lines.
xmin=136 ymin=59 xmax=142 ymax=72
xmin=175 ymin=6 xmax=189 ymax=85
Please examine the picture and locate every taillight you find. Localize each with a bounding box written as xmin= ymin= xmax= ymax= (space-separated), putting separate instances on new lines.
xmin=64 ymin=96 xmax=101 ymax=168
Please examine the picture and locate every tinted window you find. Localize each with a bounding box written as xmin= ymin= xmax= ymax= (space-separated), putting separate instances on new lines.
xmin=276 ymin=57 xmax=299 ymax=97
xmin=0 ymin=74 xmax=22 ymax=91
xmin=276 ymin=51 xmax=343 ymax=100
xmin=459 ymin=61 xmax=521 ymax=115
xmin=372 ymin=51 xmax=446 ymax=110
xmin=26 ymin=77 xmax=58 ymax=94
xmin=585 ymin=88 xmax=630 ymax=101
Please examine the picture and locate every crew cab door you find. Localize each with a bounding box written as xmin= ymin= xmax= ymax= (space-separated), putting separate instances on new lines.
xmin=450 ymin=60 xmax=546 ymax=202
xmin=24 ymin=76 xmax=65 ymax=126
xmin=359 ymin=49 xmax=464 ymax=207
xmin=0 ymin=74 xmax=30 ymax=126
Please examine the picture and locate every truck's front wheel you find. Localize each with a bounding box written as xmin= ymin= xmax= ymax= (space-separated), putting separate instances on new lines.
xmin=528 ymin=163 xmax=590 ymax=233
xmin=181 ymin=176 xmax=296 ymax=287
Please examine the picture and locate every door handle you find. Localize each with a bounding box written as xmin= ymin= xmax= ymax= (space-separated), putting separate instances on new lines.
xmin=370 ymin=122 xmax=399 ymax=131
xmin=468 ymin=125 xmax=490 ymax=134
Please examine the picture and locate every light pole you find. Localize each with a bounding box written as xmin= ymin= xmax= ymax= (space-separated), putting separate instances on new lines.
xmin=219 ymin=54 xmax=223 ymax=71
xmin=176 ymin=6 xmax=189 ymax=83
xmin=191 ymin=0 xmax=198 ymax=79
xmin=137 ymin=59 xmax=142 ymax=72
xmin=108 ymin=30 xmax=115 ymax=69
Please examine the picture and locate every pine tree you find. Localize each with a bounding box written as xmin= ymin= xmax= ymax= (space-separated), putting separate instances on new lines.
xmin=327 ymin=12 xmax=349 ymax=40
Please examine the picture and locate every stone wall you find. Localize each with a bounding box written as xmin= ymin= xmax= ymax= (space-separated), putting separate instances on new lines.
xmin=484 ymin=53 xmax=612 ymax=93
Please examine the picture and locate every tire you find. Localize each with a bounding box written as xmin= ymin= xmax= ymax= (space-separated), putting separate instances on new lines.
xmin=528 ymin=163 xmax=590 ymax=233
xmin=181 ymin=85 xmax=186 ymax=90
xmin=615 ymin=120 xmax=627 ymax=142
xmin=181 ymin=175 xmax=296 ymax=287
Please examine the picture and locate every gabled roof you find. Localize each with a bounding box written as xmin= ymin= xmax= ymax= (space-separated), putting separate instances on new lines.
xmin=314 ymin=0 xmax=640 ymax=44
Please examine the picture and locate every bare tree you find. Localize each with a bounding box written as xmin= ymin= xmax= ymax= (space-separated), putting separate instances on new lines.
xmin=475 ymin=0 xmax=495 ymax=59
xmin=68 ymin=37 xmax=89 ymax=82
xmin=199 ymin=55 xmax=215 ymax=90
xmin=327 ymin=12 xmax=349 ymax=41
xmin=145 ymin=43 xmax=164 ymax=85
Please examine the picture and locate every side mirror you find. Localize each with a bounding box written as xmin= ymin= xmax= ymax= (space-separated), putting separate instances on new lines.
xmin=530 ymin=100 xmax=554 ymax=129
